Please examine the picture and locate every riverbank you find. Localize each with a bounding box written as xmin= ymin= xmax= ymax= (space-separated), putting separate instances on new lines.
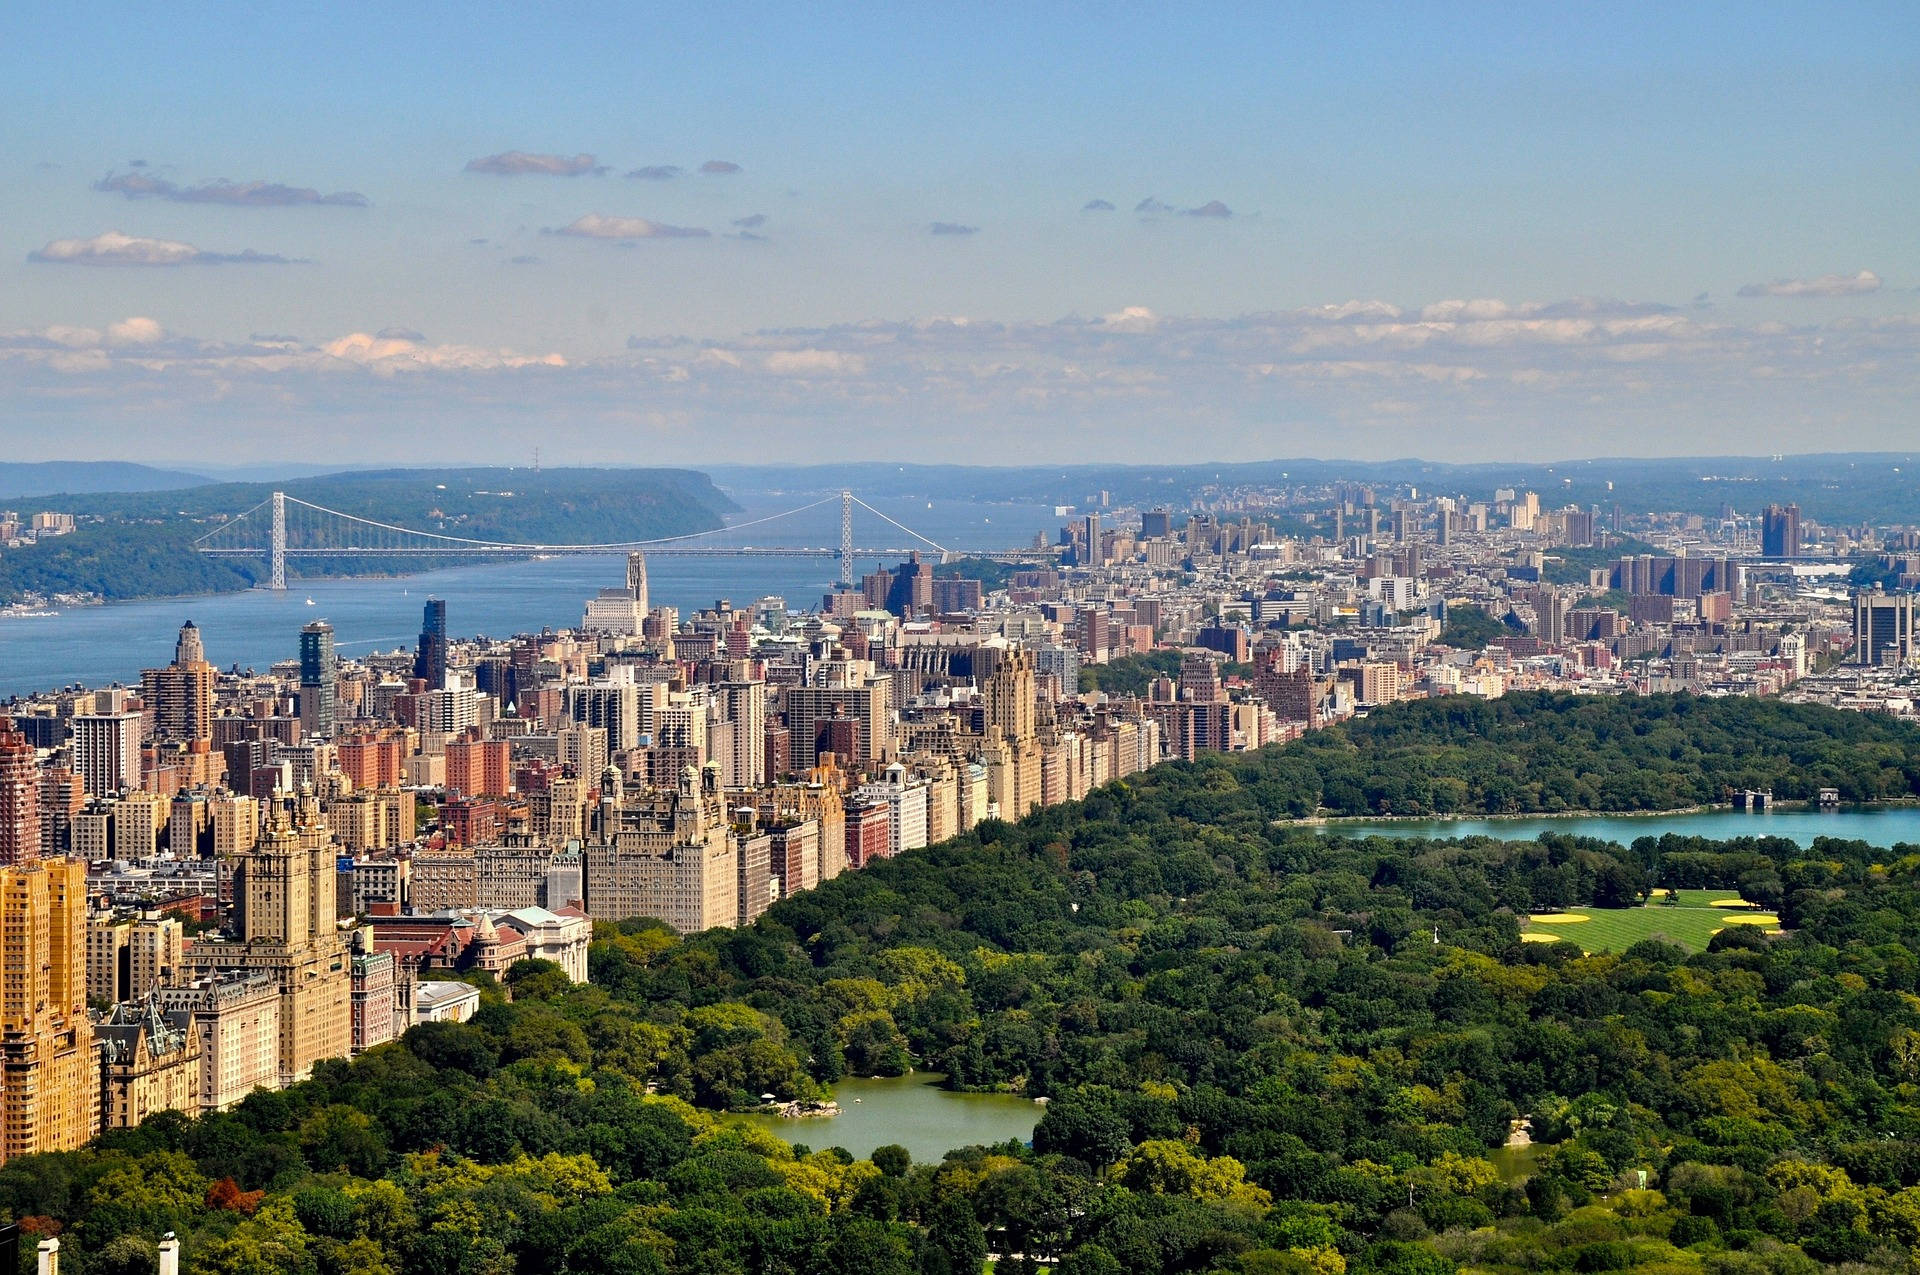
xmin=1285 ymin=803 xmax=1720 ymax=827
xmin=1302 ymin=805 xmax=1920 ymax=852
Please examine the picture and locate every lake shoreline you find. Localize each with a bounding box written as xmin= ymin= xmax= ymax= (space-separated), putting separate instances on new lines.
xmin=1286 ymin=797 xmax=1920 ymax=828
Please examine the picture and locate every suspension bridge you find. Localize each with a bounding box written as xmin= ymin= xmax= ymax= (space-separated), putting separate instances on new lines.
xmin=192 ymin=489 xmax=1052 ymax=590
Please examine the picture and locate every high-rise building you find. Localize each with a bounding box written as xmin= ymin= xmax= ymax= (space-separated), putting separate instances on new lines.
xmin=0 ymin=719 xmax=37 ymax=868
xmin=1179 ymin=652 xmax=1223 ymax=704
xmin=583 ymin=552 xmax=651 ymax=635
xmin=783 ymin=678 xmax=892 ymax=769
xmin=87 ymin=914 xmax=185 ymax=1004
xmin=0 ymin=857 xmax=96 ymax=1162
xmin=884 ymin=553 xmax=935 ymax=618
xmin=980 ymin=648 xmax=1037 ymax=742
xmin=71 ymin=712 xmax=142 ymax=797
xmin=299 ymin=620 xmax=338 ymax=739
xmin=141 ymin=621 xmax=217 ymax=742
xmin=565 ymin=681 xmax=642 ymax=752
xmin=415 ymin=598 xmax=448 ymax=690
xmin=1853 ymin=590 xmax=1917 ymax=666
xmin=1082 ymin=513 xmax=1104 ymax=567
xmin=190 ymin=820 xmax=354 ymax=1088
xmin=446 ymin=735 xmax=511 ymax=798
xmin=717 ymin=681 xmax=768 ymax=788
xmin=1762 ymin=504 xmax=1802 ymax=558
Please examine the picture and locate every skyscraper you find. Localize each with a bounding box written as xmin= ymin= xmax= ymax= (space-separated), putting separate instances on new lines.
xmin=415 ymin=598 xmax=448 ymax=689
xmin=627 ymin=550 xmax=649 ymax=615
xmin=0 ymin=856 xmax=96 ymax=1162
xmin=583 ymin=553 xmax=650 ymax=635
xmin=1762 ymin=504 xmax=1802 ymax=559
xmin=299 ymin=621 xmax=337 ymax=739
xmin=981 ymin=648 xmax=1037 ymax=741
xmin=1853 ymin=589 xmax=1916 ymax=666
xmin=0 ymin=719 xmax=38 ymax=868
xmin=71 ymin=712 xmax=142 ymax=797
xmin=141 ymin=620 xmax=216 ymax=742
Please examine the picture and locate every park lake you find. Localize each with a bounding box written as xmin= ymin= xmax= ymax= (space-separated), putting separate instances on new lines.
xmin=728 ymin=1074 xmax=1043 ymax=1162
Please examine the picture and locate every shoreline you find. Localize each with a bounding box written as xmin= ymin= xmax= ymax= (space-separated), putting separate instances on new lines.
xmin=1286 ymin=798 xmax=1920 ymax=827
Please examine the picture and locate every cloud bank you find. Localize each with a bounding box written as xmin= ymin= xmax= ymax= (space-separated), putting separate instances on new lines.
xmin=5 ymin=295 xmax=1917 ymax=462
xmin=465 ymin=151 xmax=605 ymax=177
xmin=95 ymin=172 xmax=368 ymax=206
xmin=28 ymin=231 xmax=301 ymax=266
xmin=1738 ymin=270 xmax=1881 ymax=298
xmin=548 ymin=213 xmax=710 ymax=240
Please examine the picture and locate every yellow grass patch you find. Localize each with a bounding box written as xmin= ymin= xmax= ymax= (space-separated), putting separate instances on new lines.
xmin=1718 ymin=913 xmax=1779 ymax=927
xmin=1521 ymin=932 xmax=1575 ymax=944
xmin=1530 ymin=913 xmax=1591 ymax=924
xmin=1708 ymin=899 xmax=1754 ymax=908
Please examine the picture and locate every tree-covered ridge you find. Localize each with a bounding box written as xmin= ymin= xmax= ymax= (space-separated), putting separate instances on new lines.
xmin=1295 ymin=692 xmax=1920 ymax=814
xmin=11 ymin=694 xmax=1920 ymax=1273
xmin=0 ymin=522 xmax=261 ymax=604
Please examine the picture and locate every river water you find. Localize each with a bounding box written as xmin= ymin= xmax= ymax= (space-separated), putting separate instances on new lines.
xmin=728 ymin=1074 xmax=1042 ymax=1162
xmin=0 ymin=496 xmax=1057 ymax=698
xmin=1313 ymin=806 xmax=1920 ymax=848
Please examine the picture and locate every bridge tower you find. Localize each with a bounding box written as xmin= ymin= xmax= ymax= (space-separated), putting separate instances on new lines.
xmin=270 ymin=491 xmax=287 ymax=591
xmin=839 ymin=488 xmax=854 ymax=585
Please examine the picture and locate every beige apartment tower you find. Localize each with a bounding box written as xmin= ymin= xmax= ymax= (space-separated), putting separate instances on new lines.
xmin=0 ymin=857 xmax=97 ymax=1162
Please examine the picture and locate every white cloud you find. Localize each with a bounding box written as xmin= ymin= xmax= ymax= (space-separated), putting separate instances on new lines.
xmin=43 ymin=325 xmax=103 ymax=348
xmin=1098 ymin=306 xmax=1159 ymax=332
xmin=320 ymin=331 xmax=567 ymax=373
xmin=28 ymin=230 xmax=297 ymax=266
xmin=106 ymin=317 xmax=165 ymax=346
xmin=1738 ymin=270 xmax=1881 ymax=298
xmin=763 ymin=349 xmax=865 ymax=375
xmin=31 ymin=231 xmax=199 ymax=266
xmin=549 ymin=213 xmax=710 ymax=240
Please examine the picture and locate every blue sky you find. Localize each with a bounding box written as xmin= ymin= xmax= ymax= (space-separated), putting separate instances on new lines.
xmin=1 ymin=3 xmax=1914 ymax=464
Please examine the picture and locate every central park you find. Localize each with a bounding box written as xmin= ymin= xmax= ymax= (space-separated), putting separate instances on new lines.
xmin=9 ymin=692 xmax=1920 ymax=1275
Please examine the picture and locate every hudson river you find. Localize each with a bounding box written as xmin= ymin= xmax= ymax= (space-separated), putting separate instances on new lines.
xmin=0 ymin=496 xmax=1056 ymax=698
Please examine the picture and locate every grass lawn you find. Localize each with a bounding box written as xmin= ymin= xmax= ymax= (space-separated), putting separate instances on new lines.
xmin=1521 ymin=889 xmax=1779 ymax=954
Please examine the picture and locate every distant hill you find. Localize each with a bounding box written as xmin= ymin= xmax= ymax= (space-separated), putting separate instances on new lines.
xmin=0 ymin=461 xmax=209 ymax=501
xmin=710 ymin=452 xmax=1920 ymax=525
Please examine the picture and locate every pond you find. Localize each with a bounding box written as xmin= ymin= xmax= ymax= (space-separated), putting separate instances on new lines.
xmin=727 ymin=1073 xmax=1043 ymax=1162
xmin=1310 ymin=805 xmax=1920 ymax=849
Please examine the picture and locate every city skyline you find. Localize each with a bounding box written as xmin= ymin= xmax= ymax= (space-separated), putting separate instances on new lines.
xmin=2 ymin=3 xmax=1916 ymax=462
